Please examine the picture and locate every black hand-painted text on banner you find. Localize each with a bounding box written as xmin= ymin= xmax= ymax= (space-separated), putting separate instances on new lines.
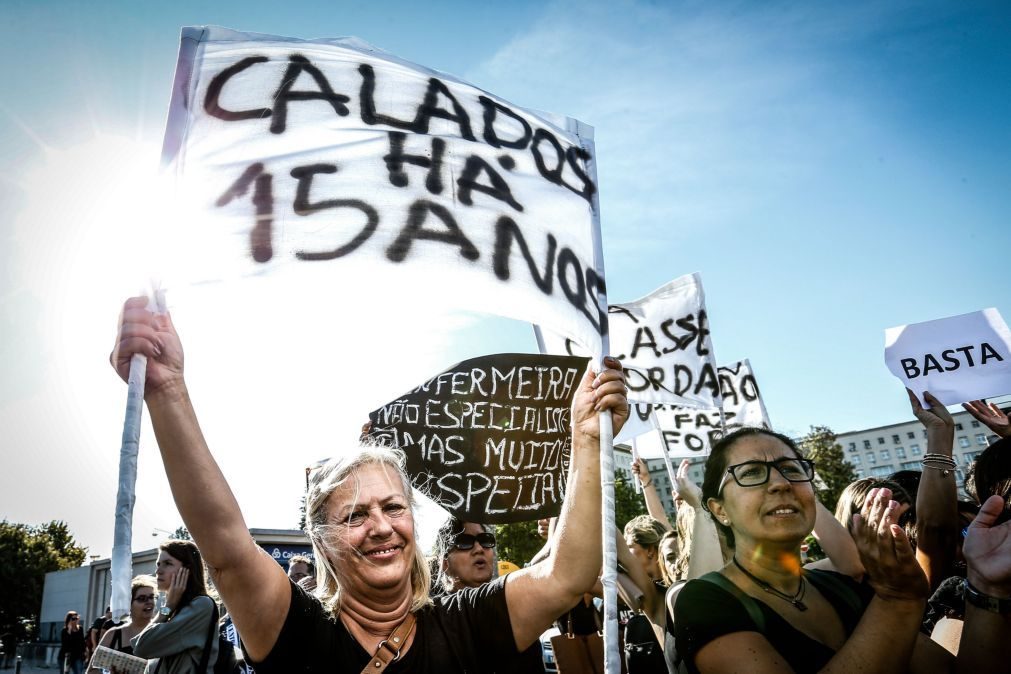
xmin=621 ymin=359 xmax=771 ymax=460
xmin=162 ymin=27 xmax=607 ymax=356
xmin=367 ymin=353 xmax=589 ymax=523
xmin=536 ymin=272 xmax=718 ymax=406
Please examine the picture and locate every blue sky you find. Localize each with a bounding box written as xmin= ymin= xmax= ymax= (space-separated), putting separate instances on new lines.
xmin=1 ymin=0 xmax=1008 ymax=556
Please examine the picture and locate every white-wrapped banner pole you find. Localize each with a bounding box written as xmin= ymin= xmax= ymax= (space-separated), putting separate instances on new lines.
xmin=631 ymin=438 xmax=641 ymax=494
xmin=111 ymin=352 xmax=147 ymax=621
xmin=599 ymin=405 xmax=618 ymax=674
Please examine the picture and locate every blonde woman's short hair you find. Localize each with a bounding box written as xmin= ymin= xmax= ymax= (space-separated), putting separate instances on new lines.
xmin=305 ymin=441 xmax=432 ymax=617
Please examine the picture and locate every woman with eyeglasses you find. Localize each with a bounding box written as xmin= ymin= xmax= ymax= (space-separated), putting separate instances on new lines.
xmin=110 ymin=296 xmax=628 ymax=673
xmin=87 ymin=576 xmax=158 ymax=673
xmin=60 ymin=611 xmax=87 ymax=674
xmin=131 ymin=540 xmax=219 ymax=674
xmin=671 ymin=426 xmax=1011 ymax=673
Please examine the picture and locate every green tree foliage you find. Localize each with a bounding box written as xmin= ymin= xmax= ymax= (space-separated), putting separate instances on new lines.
xmin=0 ymin=520 xmax=87 ymax=649
xmin=172 ymin=526 xmax=192 ymax=541
xmin=494 ymin=520 xmax=542 ymax=568
xmin=494 ymin=472 xmax=649 ymax=567
xmin=800 ymin=425 xmax=857 ymax=513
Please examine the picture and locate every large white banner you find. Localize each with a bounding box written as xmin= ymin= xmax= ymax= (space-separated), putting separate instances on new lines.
xmin=536 ymin=272 xmax=718 ymax=406
xmin=885 ymin=308 xmax=1011 ymax=406
xmin=620 ymin=359 xmax=771 ymax=459
xmin=161 ymin=26 xmax=607 ymax=354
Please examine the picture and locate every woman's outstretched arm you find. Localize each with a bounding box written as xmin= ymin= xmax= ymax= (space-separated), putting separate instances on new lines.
xmin=111 ymin=297 xmax=289 ymax=660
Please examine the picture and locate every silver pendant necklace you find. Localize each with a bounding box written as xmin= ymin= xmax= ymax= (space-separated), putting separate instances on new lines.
xmin=732 ymin=557 xmax=808 ymax=611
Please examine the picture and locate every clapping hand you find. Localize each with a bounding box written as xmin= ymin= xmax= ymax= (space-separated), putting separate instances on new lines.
xmin=852 ymin=488 xmax=929 ymax=603
xmin=963 ymin=494 xmax=1011 ymax=597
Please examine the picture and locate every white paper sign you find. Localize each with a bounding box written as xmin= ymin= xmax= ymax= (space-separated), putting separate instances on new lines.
xmin=618 ymin=359 xmax=771 ymax=458
xmin=161 ymin=26 xmax=606 ymax=355
xmin=885 ymin=308 xmax=1011 ymax=406
xmin=536 ymin=272 xmax=718 ymax=406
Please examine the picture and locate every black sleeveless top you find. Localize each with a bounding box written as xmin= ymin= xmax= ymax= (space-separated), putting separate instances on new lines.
xmin=110 ymin=628 xmax=135 ymax=656
xmin=671 ymin=570 xmax=872 ymax=674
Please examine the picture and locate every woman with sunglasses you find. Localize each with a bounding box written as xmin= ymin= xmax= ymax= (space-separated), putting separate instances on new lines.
xmin=109 ymin=296 xmax=628 ymax=673
xmin=672 ymin=426 xmax=1011 ymax=673
xmin=60 ymin=611 xmax=87 ymax=674
xmin=435 ymin=519 xmax=497 ymax=593
xmin=88 ymin=576 xmax=158 ymax=673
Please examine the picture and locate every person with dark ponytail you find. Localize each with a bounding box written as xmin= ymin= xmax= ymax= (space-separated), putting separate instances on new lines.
xmin=132 ymin=539 xmax=218 ymax=674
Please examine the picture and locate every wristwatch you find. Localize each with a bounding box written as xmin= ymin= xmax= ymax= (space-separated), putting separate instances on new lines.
xmin=965 ymin=581 xmax=1011 ymax=614
xmin=159 ymin=606 xmax=172 ymax=616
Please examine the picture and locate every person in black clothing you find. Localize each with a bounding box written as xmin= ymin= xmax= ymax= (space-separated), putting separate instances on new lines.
xmin=60 ymin=611 xmax=87 ymax=674
xmin=673 ymin=426 xmax=1011 ymax=673
xmin=110 ymin=295 xmax=629 ymax=674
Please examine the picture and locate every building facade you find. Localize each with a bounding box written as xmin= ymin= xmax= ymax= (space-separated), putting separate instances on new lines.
xmin=835 ymin=396 xmax=1010 ymax=496
xmin=36 ymin=528 xmax=312 ymax=662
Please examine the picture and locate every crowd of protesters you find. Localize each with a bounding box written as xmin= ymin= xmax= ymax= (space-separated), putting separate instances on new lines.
xmin=69 ymin=297 xmax=1011 ymax=673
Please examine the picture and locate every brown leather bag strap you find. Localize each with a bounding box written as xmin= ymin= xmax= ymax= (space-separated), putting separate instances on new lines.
xmin=360 ymin=612 xmax=417 ymax=674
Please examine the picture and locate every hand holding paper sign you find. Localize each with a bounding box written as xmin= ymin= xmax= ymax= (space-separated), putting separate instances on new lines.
xmin=962 ymin=400 xmax=1011 ymax=439
xmin=885 ymin=308 xmax=1011 ymax=406
xmin=905 ymin=389 xmax=955 ymax=438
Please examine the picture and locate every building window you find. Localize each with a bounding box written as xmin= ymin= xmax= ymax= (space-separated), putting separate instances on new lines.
xmin=923 ymin=430 xmax=928 ymax=438
xmin=852 ymin=455 xmax=861 ymax=465
xmin=901 ymin=461 xmax=920 ymax=471
xmin=955 ymin=423 xmax=964 ymax=431
xmin=896 ymin=447 xmax=906 ymax=459
xmin=892 ymin=434 xmax=900 ymax=444
xmin=958 ymin=437 xmax=970 ymax=448
xmin=881 ymin=448 xmax=891 ymax=460
xmin=911 ymin=444 xmax=921 ymax=455
xmin=976 ymin=434 xmax=987 ymax=445
xmin=878 ymin=437 xmax=886 ymax=445
xmin=848 ymin=442 xmax=856 ymax=452
xmin=867 ymin=452 xmax=876 ymax=464
xmin=907 ymin=431 xmax=916 ymax=439
xmin=964 ymin=451 xmax=980 ymax=465
xmin=863 ymin=440 xmax=871 ymax=449
xmin=971 ymin=420 xmax=980 ymax=428
xmin=871 ymin=466 xmax=893 ymax=477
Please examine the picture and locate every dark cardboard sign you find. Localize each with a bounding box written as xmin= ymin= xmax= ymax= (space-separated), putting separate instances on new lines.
xmin=368 ymin=352 xmax=589 ymax=523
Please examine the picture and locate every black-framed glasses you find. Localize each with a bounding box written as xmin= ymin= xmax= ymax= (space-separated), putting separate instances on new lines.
xmin=717 ymin=458 xmax=816 ymax=494
xmin=133 ymin=594 xmax=156 ymax=603
xmin=454 ymin=532 xmax=496 ymax=550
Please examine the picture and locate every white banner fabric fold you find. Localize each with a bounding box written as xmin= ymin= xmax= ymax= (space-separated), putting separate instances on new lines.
xmin=885 ymin=308 xmax=1011 ymax=406
xmin=536 ymin=272 xmax=718 ymax=407
xmin=624 ymin=359 xmax=771 ymax=459
xmin=161 ymin=26 xmax=606 ymax=356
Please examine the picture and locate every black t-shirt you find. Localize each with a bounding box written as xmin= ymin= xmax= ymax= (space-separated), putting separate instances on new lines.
xmin=253 ymin=576 xmax=526 ymax=673
xmin=673 ymin=570 xmax=871 ymax=674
